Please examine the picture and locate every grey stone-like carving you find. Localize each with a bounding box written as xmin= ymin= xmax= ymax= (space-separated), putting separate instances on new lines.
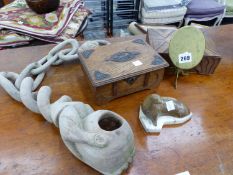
xmin=0 ymin=39 xmax=135 ymax=175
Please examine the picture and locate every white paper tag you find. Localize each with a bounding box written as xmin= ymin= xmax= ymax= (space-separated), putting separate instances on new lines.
xmin=178 ymin=52 xmax=192 ymax=64
xmin=166 ymin=100 xmax=175 ymax=111
xmin=132 ymin=60 xmax=143 ymax=66
xmin=176 ymin=171 xmax=191 ymax=175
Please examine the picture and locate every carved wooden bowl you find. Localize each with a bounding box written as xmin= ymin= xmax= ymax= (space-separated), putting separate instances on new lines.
xmin=26 ymin=0 xmax=60 ymax=14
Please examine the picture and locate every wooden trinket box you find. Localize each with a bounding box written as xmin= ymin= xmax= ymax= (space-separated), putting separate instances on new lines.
xmin=79 ymin=39 xmax=169 ymax=105
xmin=147 ymin=28 xmax=222 ymax=75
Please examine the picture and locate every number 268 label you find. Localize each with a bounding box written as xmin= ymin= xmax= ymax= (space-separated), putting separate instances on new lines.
xmin=178 ymin=52 xmax=192 ymax=64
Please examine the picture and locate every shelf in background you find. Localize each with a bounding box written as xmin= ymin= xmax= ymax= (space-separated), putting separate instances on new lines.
xmin=83 ymin=0 xmax=140 ymax=40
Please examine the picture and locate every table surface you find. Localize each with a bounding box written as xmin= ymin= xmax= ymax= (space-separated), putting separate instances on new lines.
xmin=0 ymin=24 xmax=233 ymax=175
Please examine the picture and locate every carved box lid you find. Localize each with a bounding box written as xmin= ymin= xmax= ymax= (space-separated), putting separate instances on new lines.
xmin=79 ymin=38 xmax=169 ymax=87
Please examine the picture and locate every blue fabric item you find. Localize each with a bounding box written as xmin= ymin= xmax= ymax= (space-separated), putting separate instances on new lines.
xmin=186 ymin=0 xmax=225 ymax=15
xmin=185 ymin=11 xmax=224 ymax=18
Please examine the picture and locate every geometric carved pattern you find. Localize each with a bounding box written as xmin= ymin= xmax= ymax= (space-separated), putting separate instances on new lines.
xmin=82 ymin=49 xmax=94 ymax=59
xmin=107 ymin=51 xmax=141 ymax=62
xmin=94 ymin=70 xmax=111 ymax=81
xmin=151 ymin=55 xmax=165 ymax=65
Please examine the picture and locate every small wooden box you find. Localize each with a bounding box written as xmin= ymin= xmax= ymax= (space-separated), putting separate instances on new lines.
xmin=79 ymin=38 xmax=169 ymax=105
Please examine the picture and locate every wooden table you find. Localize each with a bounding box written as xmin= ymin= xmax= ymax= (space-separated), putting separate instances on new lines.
xmin=0 ymin=24 xmax=233 ymax=175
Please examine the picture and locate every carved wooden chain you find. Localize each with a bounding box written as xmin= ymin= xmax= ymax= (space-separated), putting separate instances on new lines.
xmin=0 ymin=39 xmax=138 ymax=175
xmin=0 ymin=39 xmax=112 ymax=148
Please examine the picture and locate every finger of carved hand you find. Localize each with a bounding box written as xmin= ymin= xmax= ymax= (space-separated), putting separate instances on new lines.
xmin=51 ymin=101 xmax=94 ymax=123
xmin=44 ymin=96 xmax=73 ymax=126
xmin=59 ymin=106 xmax=84 ymax=140
xmin=50 ymin=102 xmax=77 ymax=127
xmin=37 ymin=86 xmax=53 ymax=123
xmin=0 ymin=74 xmax=21 ymax=102
xmin=20 ymin=77 xmax=40 ymax=113
xmin=59 ymin=105 xmax=102 ymax=146
xmin=56 ymin=95 xmax=72 ymax=103
xmin=72 ymin=102 xmax=94 ymax=119
xmin=59 ymin=106 xmax=108 ymax=148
